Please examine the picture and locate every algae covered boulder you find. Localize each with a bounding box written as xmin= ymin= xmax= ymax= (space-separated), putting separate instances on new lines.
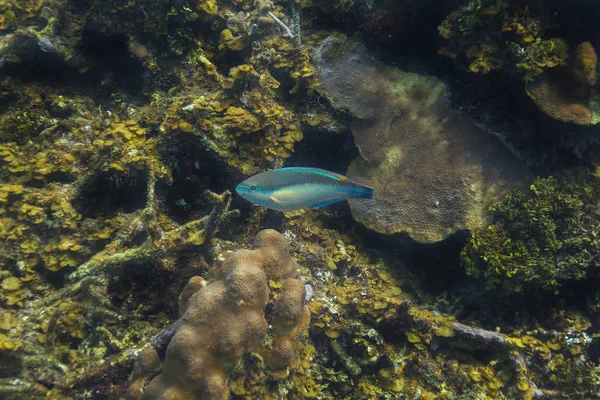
xmin=316 ymin=37 xmax=532 ymax=242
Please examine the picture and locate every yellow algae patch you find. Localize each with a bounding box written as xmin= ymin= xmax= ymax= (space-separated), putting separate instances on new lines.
xmin=1 ymin=276 xmax=21 ymax=291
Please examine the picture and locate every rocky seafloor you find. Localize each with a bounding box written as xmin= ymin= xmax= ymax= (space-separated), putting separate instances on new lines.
xmin=2 ymin=0 xmax=600 ymax=399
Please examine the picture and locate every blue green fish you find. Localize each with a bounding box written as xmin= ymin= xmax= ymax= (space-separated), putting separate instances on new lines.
xmin=236 ymin=167 xmax=374 ymax=212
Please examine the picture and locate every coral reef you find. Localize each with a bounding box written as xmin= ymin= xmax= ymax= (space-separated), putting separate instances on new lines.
xmin=316 ymin=36 xmax=532 ymax=243
xmin=129 ymin=229 xmax=310 ymax=399
xmin=1 ymin=0 xmax=600 ymax=399
xmin=462 ymin=168 xmax=600 ymax=294
xmin=439 ymin=1 xmax=600 ymax=126
xmin=527 ymin=41 xmax=600 ymax=125
xmin=438 ymin=0 xmax=567 ymax=81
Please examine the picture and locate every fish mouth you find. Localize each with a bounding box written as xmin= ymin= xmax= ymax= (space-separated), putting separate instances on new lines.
xmin=235 ymin=183 xmax=251 ymax=197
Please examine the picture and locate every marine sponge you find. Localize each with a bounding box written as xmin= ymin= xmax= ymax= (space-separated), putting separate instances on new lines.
xmin=137 ymin=229 xmax=309 ymax=400
xmin=316 ymin=37 xmax=532 ymax=242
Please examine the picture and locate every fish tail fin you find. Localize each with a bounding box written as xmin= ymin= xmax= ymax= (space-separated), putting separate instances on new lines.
xmin=349 ymin=182 xmax=374 ymax=199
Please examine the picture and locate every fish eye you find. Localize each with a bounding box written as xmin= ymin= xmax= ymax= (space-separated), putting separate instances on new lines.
xmin=250 ymin=185 xmax=257 ymax=191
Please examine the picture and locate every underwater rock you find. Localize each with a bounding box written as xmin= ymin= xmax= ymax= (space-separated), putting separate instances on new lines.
xmin=316 ymin=36 xmax=533 ymax=243
xmin=527 ymin=42 xmax=600 ymax=125
xmin=133 ymin=229 xmax=310 ymax=400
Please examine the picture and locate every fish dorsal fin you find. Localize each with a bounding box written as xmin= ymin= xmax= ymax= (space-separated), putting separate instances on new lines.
xmin=309 ymin=198 xmax=345 ymax=209
xmin=276 ymin=167 xmax=347 ymax=182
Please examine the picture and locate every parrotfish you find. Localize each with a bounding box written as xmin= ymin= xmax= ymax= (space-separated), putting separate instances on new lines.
xmin=236 ymin=167 xmax=374 ymax=212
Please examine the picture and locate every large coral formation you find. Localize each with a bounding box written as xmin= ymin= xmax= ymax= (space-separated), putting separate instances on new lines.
xmin=573 ymin=42 xmax=597 ymax=87
xmin=316 ymin=36 xmax=532 ymax=242
xmin=131 ymin=229 xmax=310 ymax=400
xmin=527 ymin=41 xmax=600 ymax=125
xmin=439 ymin=1 xmax=600 ymax=126
xmin=462 ymin=168 xmax=600 ymax=294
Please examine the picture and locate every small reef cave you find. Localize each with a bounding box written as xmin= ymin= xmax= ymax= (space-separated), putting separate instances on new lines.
xmin=0 ymin=38 xmax=81 ymax=86
xmin=158 ymin=132 xmax=237 ymax=225
xmin=34 ymin=261 xmax=73 ymax=290
xmin=108 ymin=260 xmax=180 ymax=319
xmin=0 ymin=353 xmax=22 ymax=379
xmin=77 ymin=26 xmax=146 ymax=99
xmin=288 ymin=114 xmax=358 ymax=172
xmin=0 ymin=23 xmax=148 ymax=103
xmin=73 ymin=169 xmax=148 ymax=219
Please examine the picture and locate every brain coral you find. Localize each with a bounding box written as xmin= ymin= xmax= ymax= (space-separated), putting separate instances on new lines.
xmin=135 ymin=229 xmax=309 ymax=400
xmin=316 ymin=37 xmax=532 ymax=242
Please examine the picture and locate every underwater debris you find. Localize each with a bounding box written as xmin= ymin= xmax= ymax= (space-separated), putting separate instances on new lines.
xmin=316 ymin=36 xmax=533 ymax=243
xmin=267 ymin=10 xmax=294 ymax=39
xmin=129 ymin=229 xmax=310 ymax=400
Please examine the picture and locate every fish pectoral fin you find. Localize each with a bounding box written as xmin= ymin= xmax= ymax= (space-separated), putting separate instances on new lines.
xmin=309 ymin=198 xmax=345 ymax=209
xmin=268 ymin=195 xmax=281 ymax=204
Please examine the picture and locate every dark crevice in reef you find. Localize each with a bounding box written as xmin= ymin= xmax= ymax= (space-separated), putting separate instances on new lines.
xmin=67 ymin=0 xmax=94 ymax=13
xmin=0 ymin=353 xmax=22 ymax=379
xmin=109 ymin=261 xmax=179 ymax=318
xmin=392 ymin=231 xmax=470 ymax=294
xmin=158 ymin=133 xmax=237 ymax=224
xmin=0 ymin=38 xmax=82 ymax=86
xmin=74 ymin=169 xmax=148 ymax=219
xmin=0 ymin=28 xmax=146 ymax=102
xmin=287 ymin=120 xmax=358 ymax=173
xmin=77 ymin=27 xmax=146 ymax=99
xmin=35 ymin=263 xmax=73 ymax=289
xmin=45 ymin=171 xmax=76 ymax=184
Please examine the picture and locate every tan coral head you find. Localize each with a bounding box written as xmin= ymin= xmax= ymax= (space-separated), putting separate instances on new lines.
xmin=132 ymin=229 xmax=309 ymax=400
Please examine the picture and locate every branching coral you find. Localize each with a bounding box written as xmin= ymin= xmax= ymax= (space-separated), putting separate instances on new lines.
xmin=462 ymin=168 xmax=600 ymax=294
xmin=316 ymin=36 xmax=532 ymax=242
